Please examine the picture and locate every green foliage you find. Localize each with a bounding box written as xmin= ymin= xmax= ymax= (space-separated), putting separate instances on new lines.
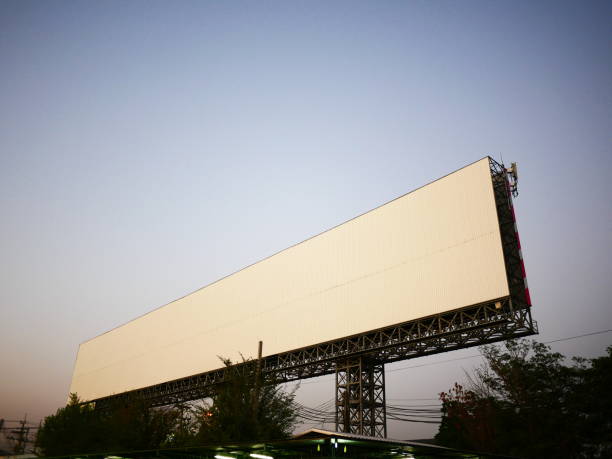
xmin=571 ymin=347 xmax=612 ymax=458
xmin=35 ymin=394 xmax=105 ymax=455
xmin=99 ymin=400 xmax=182 ymax=451
xmin=35 ymin=394 xmax=183 ymax=455
xmin=436 ymin=383 xmax=501 ymax=452
xmin=194 ymin=357 xmax=298 ymax=443
xmin=435 ymin=340 xmax=612 ymax=458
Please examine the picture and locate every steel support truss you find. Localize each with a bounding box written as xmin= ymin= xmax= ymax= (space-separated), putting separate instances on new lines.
xmin=94 ymin=300 xmax=537 ymax=413
xmin=93 ymin=156 xmax=537 ymax=440
xmin=335 ymin=357 xmax=386 ymax=437
xmin=489 ymin=157 xmax=530 ymax=308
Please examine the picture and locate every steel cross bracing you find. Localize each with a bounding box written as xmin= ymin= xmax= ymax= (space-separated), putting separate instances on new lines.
xmin=335 ymin=357 xmax=387 ymax=437
xmin=95 ymin=300 xmax=537 ymax=411
xmin=93 ymin=158 xmax=537 ymax=416
xmin=489 ymin=157 xmax=530 ymax=308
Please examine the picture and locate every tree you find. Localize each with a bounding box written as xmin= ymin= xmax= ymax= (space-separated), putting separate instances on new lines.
xmin=98 ymin=399 xmax=182 ymax=451
xmin=435 ymin=340 xmax=612 ymax=458
xmin=35 ymin=394 xmax=106 ymax=456
xmin=436 ymin=383 xmax=501 ymax=452
xmin=571 ymin=346 xmax=612 ymax=458
xmin=194 ymin=357 xmax=298 ymax=443
xmin=35 ymin=394 xmax=182 ymax=455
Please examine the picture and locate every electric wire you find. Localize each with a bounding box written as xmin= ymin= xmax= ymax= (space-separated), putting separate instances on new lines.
xmin=294 ymin=399 xmax=443 ymax=426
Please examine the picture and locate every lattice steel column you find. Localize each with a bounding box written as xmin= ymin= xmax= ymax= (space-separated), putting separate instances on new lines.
xmin=335 ymin=356 xmax=386 ymax=438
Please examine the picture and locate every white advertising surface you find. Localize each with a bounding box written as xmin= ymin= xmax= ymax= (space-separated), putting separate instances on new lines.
xmin=70 ymin=157 xmax=509 ymax=401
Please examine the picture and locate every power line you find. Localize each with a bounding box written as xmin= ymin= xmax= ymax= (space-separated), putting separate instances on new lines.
xmin=387 ymin=354 xmax=481 ymax=373
xmin=295 ymin=399 xmax=443 ymax=426
xmin=1 ymin=421 xmax=39 ymax=426
xmin=544 ymin=329 xmax=612 ymax=344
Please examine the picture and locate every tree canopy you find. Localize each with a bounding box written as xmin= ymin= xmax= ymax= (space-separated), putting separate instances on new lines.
xmin=35 ymin=394 xmax=182 ymax=455
xmin=435 ymin=339 xmax=612 ymax=458
xmin=193 ymin=357 xmax=298 ymax=444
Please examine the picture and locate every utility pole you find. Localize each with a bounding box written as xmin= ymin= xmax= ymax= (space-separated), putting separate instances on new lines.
xmin=256 ymin=340 xmax=263 ymax=379
xmin=7 ymin=414 xmax=30 ymax=454
xmin=253 ymin=340 xmax=263 ymax=424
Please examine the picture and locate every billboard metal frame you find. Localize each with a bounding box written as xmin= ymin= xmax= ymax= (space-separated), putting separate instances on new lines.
xmin=96 ymin=300 xmax=536 ymax=410
xmin=93 ymin=158 xmax=537 ymax=435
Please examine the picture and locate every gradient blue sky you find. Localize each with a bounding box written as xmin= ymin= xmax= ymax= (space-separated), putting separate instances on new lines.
xmin=1 ymin=0 xmax=611 ymax=440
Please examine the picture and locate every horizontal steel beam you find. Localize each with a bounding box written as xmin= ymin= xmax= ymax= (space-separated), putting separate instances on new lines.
xmin=94 ymin=300 xmax=536 ymax=409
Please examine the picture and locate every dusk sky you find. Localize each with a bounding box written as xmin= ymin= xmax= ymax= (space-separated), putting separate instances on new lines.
xmin=1 ymin=0 xmax=611 ymax=441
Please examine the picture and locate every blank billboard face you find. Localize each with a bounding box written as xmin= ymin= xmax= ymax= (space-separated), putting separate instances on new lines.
xmin=70 ymin=157 xmax=510 ymax=401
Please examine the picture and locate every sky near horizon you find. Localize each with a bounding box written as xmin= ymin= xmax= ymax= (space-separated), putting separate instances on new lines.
xmin=1 ymin=0 xmax=611 ymax=441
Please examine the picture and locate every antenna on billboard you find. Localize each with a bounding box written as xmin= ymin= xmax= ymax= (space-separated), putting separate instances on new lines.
xmin=506 ymin=162 xmax=518 ymax=197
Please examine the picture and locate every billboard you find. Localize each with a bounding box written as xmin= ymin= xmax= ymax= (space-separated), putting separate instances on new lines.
xmin=70 ymin=157 xmax=511 ymax=402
